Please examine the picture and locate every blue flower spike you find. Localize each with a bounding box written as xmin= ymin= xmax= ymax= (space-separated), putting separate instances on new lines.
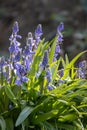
xmin=12 ymin=21 xmax=19 ymax=34
xmin=54 ymin=22 xmax=64 ymax=61
xmin=35 ymin=24 xmax=43 ymax=44
xmin=78 ymin=60 xmax=87 ymax=79
xmin=42 ymin=50 xmax=49 ymax=69
xmin=57 ymin=22 xmax=64 ymax=43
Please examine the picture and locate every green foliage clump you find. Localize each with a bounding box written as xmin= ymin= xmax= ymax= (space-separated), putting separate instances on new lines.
xmin=0 ymin=22 xmax=87 ymax=130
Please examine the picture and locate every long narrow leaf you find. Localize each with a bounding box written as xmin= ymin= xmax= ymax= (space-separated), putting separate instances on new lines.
xmin=29 ymin=40 xmax=49 ymax=77
xmin=34 ymin=110 xmax=58 ymax=124
xmin=0 ymin=116 xmax=6 ymax=130
xmin=5 ymin=86 xmax=17 ymax=105
xmin=15 ymin=106 xmax=33 ymax=127
xmin=49 ymin=37 xmax=57 ymax=64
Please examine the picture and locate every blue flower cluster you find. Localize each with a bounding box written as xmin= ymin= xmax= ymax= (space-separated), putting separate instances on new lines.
xmin=0 ymin=21 xmax=86 ymax=90
xmin=0 ymin=21 xmax=43 ymax=86
xmin=0 ymin=21 xmax=65 ymax=90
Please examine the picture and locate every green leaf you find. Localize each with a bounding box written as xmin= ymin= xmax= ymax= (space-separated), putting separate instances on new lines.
xmin=58 ymin=99 xmax=69 ymax=105
xmin=61 ymin=57 xmax=66 ymax=68
xmin=34 ymin=110 xmax=58 ymax=124
xmin=71 ymin=65 xmax=76 ymax=79
xmin=49 ymin=37 xmax=57 ymax=64
xmin=73 ymin=120 xmax=84 ymax=130
xmin=51 ymin=64 xmax=58 ymax=81
xmin=59 ymin=114 xmax=78 ymax=122
xmin=71 ymin=105 xmax=81 ymax=116
xmin=5 ymin=118 xmax=14 ymax=130
xmin=40 ymin=121 xmax=55 ymax=130
xmin=30 ymin=40 xmax=49 ymax=77
xmin=51 ymin=58 xmax=61 ymax=81
xmin=57 ymin=123 xmax=77 ymax=130
xmin=65 ymin=54 xmax=69 ymax=66
xmin=5 ymin=86 xmax=17 ymax=105
xmin=15 ymin=106 xmax=33 ymax=127
xmin=0 ymin=116 xmax=6 ymax=130
xmin=62 ymin=50 xmax=87 ymax=79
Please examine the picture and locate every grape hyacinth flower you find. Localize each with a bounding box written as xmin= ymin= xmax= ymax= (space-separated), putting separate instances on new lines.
xmin=57 ymin=79 xmax=65 ymax=86
xmin=14 ymin=51 xmax=22 ymax=62
xmin=14 ymin=63 xmax=29 ymax=86
xmin=42 ymin=51 xmax=53 ymax=90
xmin=41 ymin=50 xmax=49 ymax=69
xmin=15 ymin=76 xmax=29 ymax=86
xmin=54 ymin=22 xmax=64 ymax=61
xmin=36 ymin=50 xmax=49 ymax=78
xmin=4 ymin=66 xmax=11 ymax=83
xmin=77 ymin=60 xmax=87 ymax=79
xmin=23 ymin=57 xmax=30 ymax=72
xmin=57 ymin=22 xmax=64 ymax=43
xmin=0 ymin=57 xmax=7 ymax=85
xmin=37 ymin=50 xmax=53 ymax=90
xmin=23 ymin=34 xmax=35 ymax=56
xmin=35 ymin=24 xmax=43 ymax=45
xmin=47 ymin=85 xmax=53 ymax=91
xmin=0 ymin=56 xmax=7 ymax=70
xmin=12 ymin=21 xmax=19 ymax=34
xmin=59 ymin=69 xmax=64 ymax=77
xmin=23 ymin=33 xmax=35 ymax=71
xmin=45 ymin=68 xmax=53 ymax=90
xmin=9 ymin=21 xmax=22 ymax=62
xmin=46 ymin=69 xmax=52 ymax=83
xmin=8 ymin=21 xmax=23 ymax=85
xmin=0 ymin=57 xmax=7 ymax=74
xmin=8 ymin=103 xmax=13 ymax=110
xmin=53 ymin=44 xmax=61 ymax=61
xmin=28 ymin=32 xmax=37 ymax=50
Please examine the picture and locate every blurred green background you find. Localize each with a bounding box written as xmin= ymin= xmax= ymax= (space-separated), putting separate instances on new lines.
xmin=0 ymin=0 xmax=87 ymax=60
